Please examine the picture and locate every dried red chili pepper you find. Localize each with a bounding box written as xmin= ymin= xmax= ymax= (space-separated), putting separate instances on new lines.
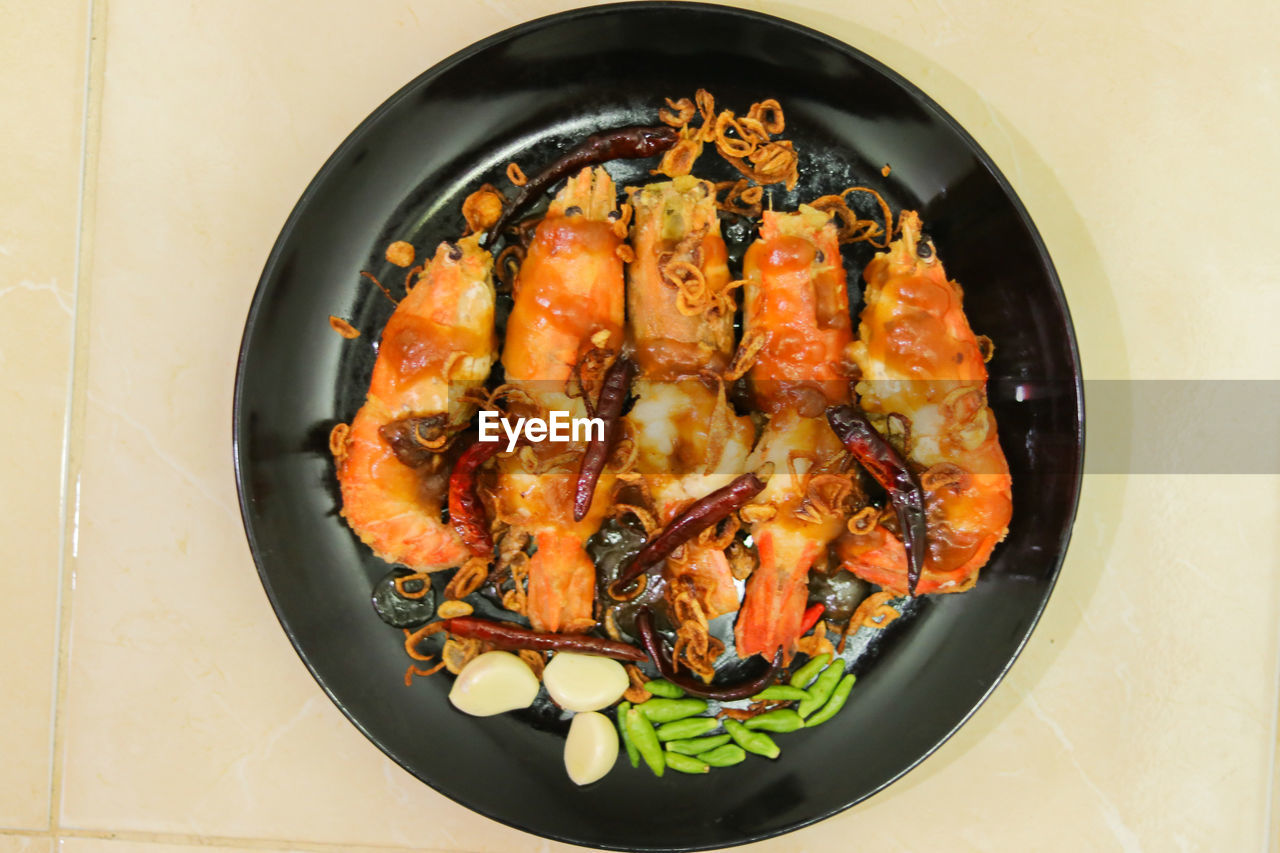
xmin=448 ymin=436 xmax=502 ymax=555
xmin=441 ymin=616 xmax=647 ymax=662
xmin=635 ymin=608 xmax=783 ymax=700
xmin=483 ymin=125 xmax=679 ymax=249
xmin=826 ymin=405 xmax=926 ymax=595
xmin=611 ymin=473 xmax=765 ymax=593
xmin=573 ymin=356 xmax=635 ymax=521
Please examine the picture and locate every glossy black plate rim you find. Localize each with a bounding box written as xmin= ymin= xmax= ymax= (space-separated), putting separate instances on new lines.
xmin=233 ymin=2 xmax=1085 ymax=849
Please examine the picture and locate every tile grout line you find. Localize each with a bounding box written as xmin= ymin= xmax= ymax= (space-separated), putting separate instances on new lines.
xmin=1265 ymin=506 xmax=1280 ymax=853
xmin=48 ymin=0 xmax=105 ymax=838
xmin=37 ymin=827 xmax=483 ymax=853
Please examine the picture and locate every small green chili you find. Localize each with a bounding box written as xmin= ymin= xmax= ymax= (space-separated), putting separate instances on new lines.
xmin=655 ymin=716 xmax=720 ymax=742
xmin=700 ymin=743 xmax=747 ymax=767
xmin=642 ymin=679 xmax=686 ymax=698
xmin=798 ymin=663 xmax=844 ymax=718
xmin=788 ymin=652 xmax=832 ymax=689
xmin=725 ymin=718 xmax=780 ymax=759
xmin=750 ymin=685 xmax=810 ymax=703
xmin=665 ymin=734 xmax=732 ymax=755
xmin=664 ymin=752 xmax=710 ymax=774
xmin=637 ymin=697 xmax=708 ymax=723
xmin=744 ymin=708 xmax=805 ymax=733
xmin=617 ymin=701 xmax=639 ymax=768
xmin=805 ymin=674 xmax=857 ymax=727
xmin=626 ymin=706 xmax=665 ymax=777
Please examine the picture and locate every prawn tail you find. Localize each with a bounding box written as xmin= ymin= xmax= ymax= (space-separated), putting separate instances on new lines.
xmin=525 ymin=531 xmax=597 ymax=634
xmin=734 ymin=528 xmax=816 ymax=662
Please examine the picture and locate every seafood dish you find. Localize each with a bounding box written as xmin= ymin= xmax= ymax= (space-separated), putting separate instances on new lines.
xmin=327 ymin=90 xmax=1012 ymax=783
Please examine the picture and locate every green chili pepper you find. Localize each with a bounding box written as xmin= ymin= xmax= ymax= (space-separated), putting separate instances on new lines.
xmin=665 ymin=734 xmax=732 ymax=755
xmin=805 ymin=674 xmax=856 ymax=727
xmin=744 ymin=708 xmax=805 ymax=733
xmin=788 ymin=652 xmax=832 ymax=689
xmin=797 ymin=663 xmax=844 ymax=718
xmin=750 ymin=685 xmax=810 ymax=703
xmin=637 ymin=697 xmax=708 ymax=723
xmin=700 ymin=743 xmax=747 ymax=767
xmin=626 ymin=706 xmax=665 ymax=777
xmin=725 ymin=718 xmax=780 ymax=759
xmin=664 ymin=752 xmax=710 ymax=774
xmin=617 ymin=701 xmax=639 ymax=768
xmin=642 ymin=679 xmax=686 ymax=699
xmin=655 ymin=716 xmax=720 ymax=742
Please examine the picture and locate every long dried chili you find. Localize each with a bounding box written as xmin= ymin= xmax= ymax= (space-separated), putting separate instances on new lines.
xmin=826 ymin=405 xmax=926 ymax=595
xmin=447 ymin=436 xmax=501 ymax=555
xmin=573 ymin=356 xmax=635 ymax=521
xmin=483 ymin=125 xmax=679 ymax=249
xmin=441 ymin=616 xmax=647 ymax=661
xmin=612 ymin=473 xmax=764 ymax=593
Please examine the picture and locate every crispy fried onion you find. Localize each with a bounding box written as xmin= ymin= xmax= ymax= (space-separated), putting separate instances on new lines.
xmin=846 ymin=505 xmax=880 ymax=535
xmin=624 ymin=662 xmax=653 ymax=704
xmin=849 ymin=590 xmax=900 ymax=632
xmin=654 ymin=89 xmax=797 ymax=188
xmin=565 ymin=344 xmax=615 ymax=418
xmin=401 ymin=621 xmax=450 ymax=683
xmin=714 ymin=179 xmax=764 ymax=218
xmin=794 ymin=473 xmax=855 ymax=525
xmin=612 ymin=502 xmax=659 ymax=536
xmin=885 ymin=412 xmax=912 ymax=457
xmin=976 ymin=334 xmax=995 ymax=363
xmin=442 ymin=555 xmax=489 ymax=600
xmin=921 ymin=462 xmax=971 ymax=493
xmin=501 ymin=550 xmax=531 ymax=615
xmin=725 ymin=538 xmax=756 ymax=580
xmin=794 ymin=619 xmax=835 ymax=660
xmin=495 ymin=243 xmax=524 ymax=293
xmin=385 ymin=240 xmax=415 ymax=267
xmin=724 ymin=326 xmax=767 ymax=382
xmin=328 ymin=315 xmax=360 ymax=339
xmin=659 ymin=96 xmax=697 ymax=127
xmin=359 ymin=270 xmax=398 ymax=305
xmin=519 ymin=648 xmax=546 ymax=679
xmin=328 ymin=423 xmax=349 ymax=463
xmin=394 ymin=571 xmax=431 ymax=600
xmin=506 ymin=161 xmax=528 ymax=187
xmin=462 ymin=382 xmax=537 ymax=419
xmin=462 ymin=183 xmax=506 ymax=235
xmin=667 ymin=576 xmax=723 ymax=683
xmin=654 ymin=128 xmax=704 ymax=179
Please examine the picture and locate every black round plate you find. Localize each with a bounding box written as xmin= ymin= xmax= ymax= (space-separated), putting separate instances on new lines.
xmin=233 ymin=3 xmax=1084 ymax=850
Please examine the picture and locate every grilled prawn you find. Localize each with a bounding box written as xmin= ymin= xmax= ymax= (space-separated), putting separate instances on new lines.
xmin=734 ymin=206 xmax=858 ymax=662
xmin=336 ymin=236 xmax=496 ymax=570
xmin=496 ymin=166 xmax=625 ymax=633
xmin=837 ymin=211 xmax=1011 ymax=594
xmin=625 ymin=177 xmax=755 ymax=634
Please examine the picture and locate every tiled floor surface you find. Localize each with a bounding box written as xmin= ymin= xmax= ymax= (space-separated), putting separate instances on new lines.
xmin=3 ymin=1 xmax=1277 ymax=850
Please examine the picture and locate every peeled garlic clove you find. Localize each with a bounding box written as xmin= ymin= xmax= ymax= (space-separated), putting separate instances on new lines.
xmin=542 ymin=652 xmax=630 ymax=712
xmin=564 ymin=711 xmax=619 ymax=786
xmin=448 ymin=650 xmax=540 ymax=716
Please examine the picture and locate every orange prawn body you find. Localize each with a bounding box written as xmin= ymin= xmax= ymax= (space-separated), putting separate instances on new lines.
xmin=626 ymin=177 xmax=754 ymax=622
xmin=497 ymin=167 xmax=624 ymax=634
xmin=735 ymin=208 xmax=855 ymax=662
xmin=840 ymin=211 xmax=1012 ymax=594
xmin=337 ymin=236 xmax=496 ymax=570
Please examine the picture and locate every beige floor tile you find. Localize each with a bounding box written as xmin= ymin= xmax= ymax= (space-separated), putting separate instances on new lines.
xmin=0 ymin=0 xmax=90 ymax=831
xmin=56 ymin=0 xmax=1278 ymax=851
xmin=0 ymin=834 xmax=53 ymax=853
xmin=58 ymin=838 xmax=416 ymax=853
